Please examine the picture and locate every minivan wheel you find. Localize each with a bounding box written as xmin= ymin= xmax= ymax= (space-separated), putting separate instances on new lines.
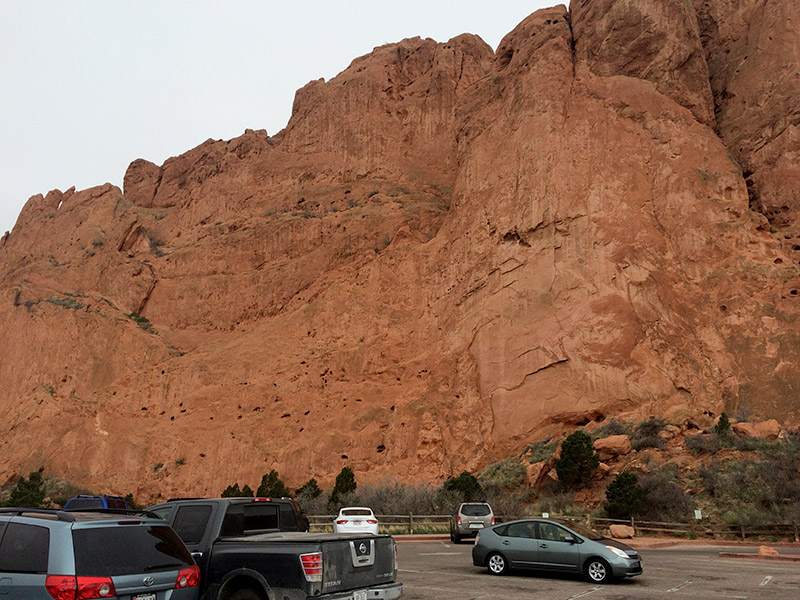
xmin=486 ymin=552 xmax=509 ymax=575
xmin=586 ymin=558 xmax=611 ymax=583
xmin=452 ymin=533 xmax=461 ymax=544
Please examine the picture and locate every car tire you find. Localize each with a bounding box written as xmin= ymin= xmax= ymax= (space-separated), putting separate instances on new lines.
xmin=586 ymin=558 xmax=611 ymax=584
xmin=228 ymin=589 xmax=265 ymax=600
xmin=486 ymin=552 xmax=509 ymax=576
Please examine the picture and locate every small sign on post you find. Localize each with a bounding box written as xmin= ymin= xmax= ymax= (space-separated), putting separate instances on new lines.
xmin=694 ymin=509 xmax=702 ymax=520
xmin=542 ymin=512 xmax=549 ymax=518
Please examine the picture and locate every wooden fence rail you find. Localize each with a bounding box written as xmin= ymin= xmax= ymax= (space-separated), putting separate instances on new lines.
xmin=306 ymin=513 xmax=800 ymax=540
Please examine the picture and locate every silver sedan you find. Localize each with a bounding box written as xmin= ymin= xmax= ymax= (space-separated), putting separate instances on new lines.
xmin=472 ymin=518 xmax=642 ymax=583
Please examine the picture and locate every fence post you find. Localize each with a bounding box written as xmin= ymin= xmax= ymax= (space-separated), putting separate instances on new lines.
xmin=794 ymin=525 xmax=799 ymax=543
xmin=630 ymin=517 xmax=635 ymax=535
xmin=409 ymin=513 xmax=414 ymax=535
xmin=740 ymin=524 xmax=746 ymax=541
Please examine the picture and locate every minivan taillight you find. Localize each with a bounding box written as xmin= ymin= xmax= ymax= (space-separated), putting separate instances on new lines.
xmin=46 ymin=575 xmax=76 ymax=600
xmin=46 ymin=575 xmax=116 ymax=599
xmin=300 ymin=552 xmax=322 ymax=582
xmin=77 ymin=577 xmax=116 ymax=599
xmin=175 ymin=565 xmax=200 ymax=588
xmin=491 ymin=516 xmax=495 ymax=525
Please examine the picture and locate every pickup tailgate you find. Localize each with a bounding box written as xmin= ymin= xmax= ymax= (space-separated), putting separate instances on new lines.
xmin=218 ymin=532 xmax=399 ymax=597
xmin=320 ymin=534 xmax=396 ymax=593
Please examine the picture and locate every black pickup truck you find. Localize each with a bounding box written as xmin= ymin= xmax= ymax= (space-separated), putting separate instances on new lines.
xmin=148 ymin=497 xmax=402 ymax=600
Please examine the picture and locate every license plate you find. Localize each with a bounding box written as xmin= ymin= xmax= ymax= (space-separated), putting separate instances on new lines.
xmin=470 ymin=523 xmax=483 ymax=529
xmin=353 ymin=591 xmax=367 ymax=600
xmin=133 ymin=594 xmax=156 ymax=600
xmin=353 ymin=520 xmax=362 ymax=525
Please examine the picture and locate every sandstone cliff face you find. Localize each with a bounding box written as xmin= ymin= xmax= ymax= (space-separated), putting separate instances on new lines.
xmin=1 ymin=0 xmax=799 ymax=502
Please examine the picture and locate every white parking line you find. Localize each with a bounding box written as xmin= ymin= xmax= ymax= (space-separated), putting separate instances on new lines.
xmin=567 ymin=586 xmax=601 ymax=599
xmin=761 ymin=575 xmax=773 ymax=586
xmin=418 ymin=552 xmax=463 ymax=556
xmin=668 ymin=580 xmax=693 ymax=592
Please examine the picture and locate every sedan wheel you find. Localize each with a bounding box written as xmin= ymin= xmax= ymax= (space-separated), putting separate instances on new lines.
xmin=586 ymin=558 xmax=611 ymax=583
xmin=487 ymin=552 xmax=508 ymax=576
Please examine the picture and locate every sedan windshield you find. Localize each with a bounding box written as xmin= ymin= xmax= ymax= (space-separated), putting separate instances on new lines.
xmin=560 ymin=521 xmax=603 ymax=540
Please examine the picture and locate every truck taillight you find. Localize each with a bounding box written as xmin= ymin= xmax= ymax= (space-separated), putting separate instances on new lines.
xmin=175 ymin=565 xmax=200 ymax=588
xmin=46 ymin=575 xmax=117 ymax=599
xmin=300 ymin=552 xmax=323 ymax=582
xmin=394 ymin=543 xmax=399 ymax=572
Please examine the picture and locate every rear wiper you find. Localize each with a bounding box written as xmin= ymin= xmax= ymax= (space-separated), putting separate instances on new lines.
xmin=144 ymin=562 xmax=183 ymax=572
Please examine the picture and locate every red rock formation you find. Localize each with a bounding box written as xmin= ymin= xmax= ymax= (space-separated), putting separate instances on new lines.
xmin=593 ymin=436 xmax=632 ymax=462
xmin=0 ymin=1 xmax=799 ymax=503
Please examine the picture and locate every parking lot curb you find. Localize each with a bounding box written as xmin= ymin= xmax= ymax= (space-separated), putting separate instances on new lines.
xmin=718 ymin=551 xmax=800 ymax=562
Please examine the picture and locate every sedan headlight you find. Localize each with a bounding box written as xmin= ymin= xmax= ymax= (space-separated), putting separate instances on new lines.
xmin=605 ymin=545 xmax=630 ymax=559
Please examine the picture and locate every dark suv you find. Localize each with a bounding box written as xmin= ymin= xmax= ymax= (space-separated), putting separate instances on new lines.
xmin=0 ymin=507 xmax=199 ymax=599
xmin=450 ymin=502 xmax=495 ymax=543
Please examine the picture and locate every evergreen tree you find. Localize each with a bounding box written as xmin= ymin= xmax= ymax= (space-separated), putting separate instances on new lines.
xmin=295 ymin=478 xmax=323 ymax=499
xmin=442 ymin=471 xmax=483 ymax=502
xmin=604 ymin=472 xmax=649 ymax=519
xmin=221 ymin=483 xmax=243 ymax=497
xmin=715 ymin=412 xmax=732 ymax=437
xmin=8 ymin=467 xmax=46 ymax=507
xmin=556 ymin=430 xmax=599 ymax=489
xmin=256 ymin=470 xmax=290 ymax=498
xmin=329 ymin=466 xmax=357 ymax=505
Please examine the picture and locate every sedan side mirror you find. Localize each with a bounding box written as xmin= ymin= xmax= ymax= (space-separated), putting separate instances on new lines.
xmin=562 ymin=535 xmax=578 ymax=544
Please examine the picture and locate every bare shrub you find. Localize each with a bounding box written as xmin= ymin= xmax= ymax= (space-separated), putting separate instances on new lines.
xmin=637 ymin=469 xmax=691 ymax=521
xmin=631 ymin=418 xmax=666 ymax=450
xmin=591 ymin=419 xmax=632 ymax=440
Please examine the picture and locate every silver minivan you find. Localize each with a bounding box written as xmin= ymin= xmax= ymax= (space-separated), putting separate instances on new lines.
xmin=450 ymin=502 xmax=495 ymax=543
xmin=0 ymin=507 xmax=200 ymax=599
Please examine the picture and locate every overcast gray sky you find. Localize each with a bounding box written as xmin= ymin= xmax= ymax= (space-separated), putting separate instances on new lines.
xmin=1 ymin=1 xmax=556 ymax=235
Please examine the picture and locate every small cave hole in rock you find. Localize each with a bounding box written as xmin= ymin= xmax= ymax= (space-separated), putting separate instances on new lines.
xmin=791 ymin=290 xmax=798 ymax=296
xmin=341 ymin=454 xmax=348 ymax=459
xmin=377 ymin=445 xmax=386 ymax=453
xmin=720 ymin=305 xmax=727 ymax=311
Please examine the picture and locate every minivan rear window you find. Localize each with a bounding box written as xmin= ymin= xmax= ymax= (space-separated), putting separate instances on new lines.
xmin=0 ymin=523 xmax=49 ymax=573
xmin=73 ymin=524 xmax=193 ymax=576
xmin=461 ymin=504 xmax=491 ymax=516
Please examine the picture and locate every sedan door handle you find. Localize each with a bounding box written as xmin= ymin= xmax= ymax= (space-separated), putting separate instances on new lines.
xmin=191 ymin=552 xmax=203 ymax=559
xmin=502 ymin=540 xmax=510 ymax=545
xmin=539 ymin=543 xmax=548 ymax=548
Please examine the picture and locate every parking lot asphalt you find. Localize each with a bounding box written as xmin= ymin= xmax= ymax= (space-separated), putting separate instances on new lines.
xmin=395 ymin=537 xmax=800 ymax=599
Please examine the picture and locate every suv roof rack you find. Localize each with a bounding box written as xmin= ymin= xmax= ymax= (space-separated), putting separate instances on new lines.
xmin=0 ymin=508 xmax=78 ymax=522
xmin=1 ymin=507 xmax=161 ymax=521
xmin=73 ymin=494 xmax=126 ymax=499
